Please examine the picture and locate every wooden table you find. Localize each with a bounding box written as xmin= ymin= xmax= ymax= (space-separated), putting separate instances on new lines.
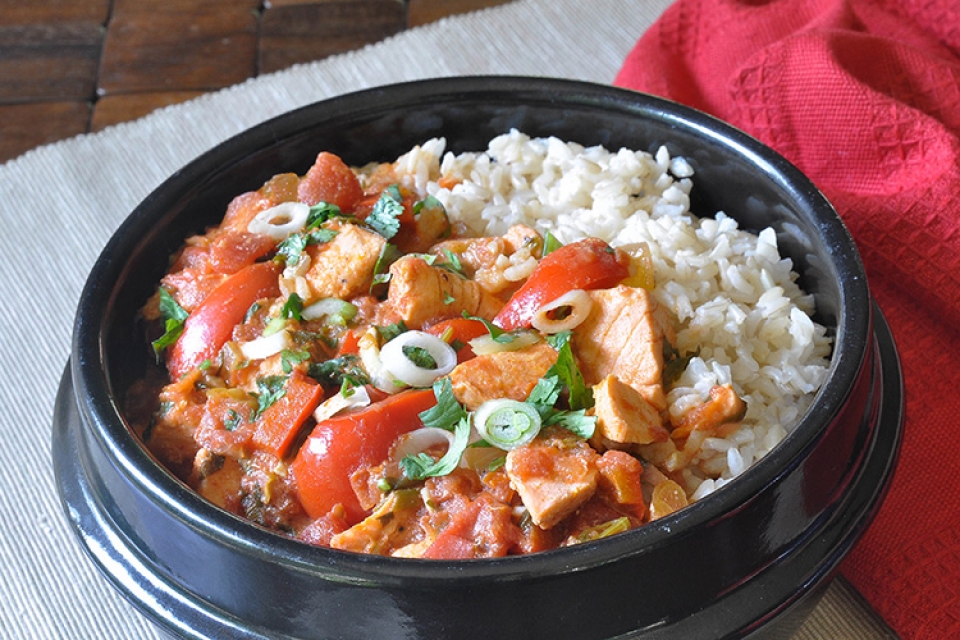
xmin=0 ymin=0 xmax=511 ymax=165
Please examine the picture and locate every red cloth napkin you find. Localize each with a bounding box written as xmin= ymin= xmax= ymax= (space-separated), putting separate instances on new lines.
xmin=615 ymin=1 xmax=960 ymax=637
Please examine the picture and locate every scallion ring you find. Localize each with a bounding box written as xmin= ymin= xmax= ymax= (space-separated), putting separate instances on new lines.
xmin=473 ymin=399 xmax=542 ymax=450
xmin=301 ymin=297 xmax=358 ymax=325
xmin=531 ymin=289 xmax=592 ymax=334
xmin=247 ymin=202 xmax=310 ymax=240
xmin=380 ymin=330 xmax=457 ymax=388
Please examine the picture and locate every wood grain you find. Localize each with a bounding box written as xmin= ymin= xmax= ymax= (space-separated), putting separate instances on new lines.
xmin=0 ymin=0 xmax=514 ymax=165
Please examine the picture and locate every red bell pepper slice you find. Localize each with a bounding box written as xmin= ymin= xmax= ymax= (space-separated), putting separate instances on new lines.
xmin=252 ymin=370 xmax=324 ymax=459
xmin=290 ymin=388 xmax=437 ymax=523
xmin=492 ymin=238 xmax=630 ymax=331
xmin=168 ymin=261 xmax=281 ymax=379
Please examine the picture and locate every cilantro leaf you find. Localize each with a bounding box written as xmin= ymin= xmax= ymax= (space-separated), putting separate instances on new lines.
xmin=413 ymin=195 xmax=444 ymax=215
xmin=545 ymin=408 xmax=596 ymax=439
xmin=253 ymin=375 xmax=288 ymax=418
xmin=400 ymin=416 xmax=470 ymax=481
xmin=546 ymin=331 xmax=593 ymax=410
xmin=280 ymin=348 xmax=311 ymax=374
xmin=370 ymin=242 xmax=402 ymax=292
xmin=281 ymin=293 xmax=304 ymax=321
xmin=461 ymin=311 xmax=515 ymax=344
xmin=223 ymin=409 xmax=244 ymax=432
xmin=151 ymin=287 xmax=189 ymax=359
xmin=306 ymin=202 xmax=342 ymax=229
xmin=276 ymin=228 xmax=338 ymax=267
xmin=307 ymin=355 xmax=370 ymax=389
xmin=418 ymin=377 xmax=467 ymax=431
xmin=367 ymin=185 xmax=404 ymax=239
xmin=526 ymin=374 xmax=563 ymax=417
xmin=403 ymin=345 xmax=437 ymax=369
xmin=376 ymin=321 xmax=408 ymax=343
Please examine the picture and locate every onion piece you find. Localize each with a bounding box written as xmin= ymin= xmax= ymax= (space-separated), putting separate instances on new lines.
xmin=301 ymin=297 xmax=358 ymax=325
xmin=468 ymin=330 xmax=541 ymax=356
xmin=247 ymin=202 xmax=310 ymax=240
xmin=389 ymin=427 xmax=455 ymax=463
xmin=473 ymin=399 xmax=542 ymax=450
xmin=530 ymin=289 xmax=592 ymax=334
xmin=380 ymin=331 xmax=457 ymax=388
xmin=312 ymin=385 xmax=372 ymax=423
xmin=239 ymin=329 xmax=292 ymax=361
xmin=358 ymin=327 xmax=405 ymax=393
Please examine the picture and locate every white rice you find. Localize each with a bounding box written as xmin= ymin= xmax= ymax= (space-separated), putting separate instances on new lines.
xmin=391 ymin=130 xmax=832 ymax=498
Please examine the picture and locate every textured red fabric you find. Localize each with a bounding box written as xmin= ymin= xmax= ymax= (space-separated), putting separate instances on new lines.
xmin=615 ymin=1 xmax=960 ymax=637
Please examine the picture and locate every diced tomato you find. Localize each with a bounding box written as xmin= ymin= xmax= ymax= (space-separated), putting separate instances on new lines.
xmin=425 ymin=317 xmax=489 ymax=363
xmin=422 ymin=500 xmax=481 ymax=559
xmin=493 ymin=238 xmax=631 ymax=331
xmin=290 ymin=388 xmax=437 ymax=523
xmin=297 ymin=152 xmax=363 ymax=212
xmin=174 ymin=231 xmax=277 ymax=276
xmin=168 ymin=261 xmax=281 ymax=379
xmin=422 ymin=494 xmax=518 ymax=559
xmin=252 ymin=371 xmax=325 ymax=459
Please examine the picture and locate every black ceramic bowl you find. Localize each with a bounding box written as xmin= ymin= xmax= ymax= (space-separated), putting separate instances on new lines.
xmin=54 ymin=77 xmax=903 ymax=640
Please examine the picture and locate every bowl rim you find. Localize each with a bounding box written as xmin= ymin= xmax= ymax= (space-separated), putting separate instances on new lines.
xmin=71 ymin=75 xmax=872 ymax=584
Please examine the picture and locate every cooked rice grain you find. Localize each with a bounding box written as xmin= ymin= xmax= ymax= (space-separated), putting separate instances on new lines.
xmin=391 ymin=130 xmax=832 ymax=498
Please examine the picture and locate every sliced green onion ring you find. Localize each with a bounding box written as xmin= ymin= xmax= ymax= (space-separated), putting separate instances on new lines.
xmin=473 ymin=399 xmax=542 ymax=450
xmin=380 ymin=330 xmax=457 ymax=387
xmin=247 ymin=202 xmax=310 ymax=240
xmin=531 ymin=289 xmax=592 ymax=334
xmin=301 ymin=297 xmax=358 ymax=325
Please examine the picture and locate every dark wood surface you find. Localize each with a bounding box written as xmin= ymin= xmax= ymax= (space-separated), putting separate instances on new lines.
xmin=0 ymin=0 xmax=512 ymax=164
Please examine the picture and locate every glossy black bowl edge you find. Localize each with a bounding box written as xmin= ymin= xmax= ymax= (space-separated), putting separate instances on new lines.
xmin=54 ymin=302 xmax=903 ymax=640
xmin=61 ymin=77 xmax=883 ymax=639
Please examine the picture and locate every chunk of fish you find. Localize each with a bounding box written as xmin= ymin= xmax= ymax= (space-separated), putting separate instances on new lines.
xmin=575 ymin=285 xmax=675 ymax=411
xmin=591 ymin=375 xmax=670 ymax=446
xmin=384 ymin=255 xmax=504 ymax=328
xmin=303 ymin=222 xmax=385 ymax=301
xmin=449 ymin=342 xmax=557 ymax=411
xmin=505 ymin=430 xmax=600 ymax=529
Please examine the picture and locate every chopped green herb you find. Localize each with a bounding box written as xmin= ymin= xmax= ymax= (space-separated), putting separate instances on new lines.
xmin=306 ymin=202 xmax=342 ymax=229
xmin=418 ymin=378 xmax=467 ymax=431
xmin=546 ymin=330 xmax=593 ymax=410
xmin=199 ymin=359 xmax=212 ymax=371
xmin=545 ymin=408 xmax=596 ymax=439
xmin=439 ymin=249 xmax=464 ymax=276
xmin=280 ymin=348 xmax=311 ymax=374
xmin=244 ymin=301 xmax=262 ymax=323
xmin=223 ymin=409 xmax=243 ymax=432
xmin=412 ymin=195 xmax=444 ymax=215
xmin=281 ymin=293 xmax=304 ymax=321
xmin=461 ymin=311 xmax=515 ymax=344
xmin=376 ymin=321 xmax=408 ymax=343
xmin=253 ymin=375 xmax=288 ymax=418
xmin=307 ymin=355 xmax=370 ymax=389
xmin=151 ymin=287 xmax=190 ymax=359
xmin=276 ymin=228 xmax=338 ymax=266
xmin=403 ymin=344 xmax=438 ymax=369
xmin=370 ymin=242 xmax=402 ymax=292
xmin=276 ymin=232 xmax=309 ymax=266
xmin=400 ymin=416 xmax=470 ymax=481
xmin=442 ymin=292 xmax=456 ymax=305
xmin=367 ymin=185 xmax=404 ymax=239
